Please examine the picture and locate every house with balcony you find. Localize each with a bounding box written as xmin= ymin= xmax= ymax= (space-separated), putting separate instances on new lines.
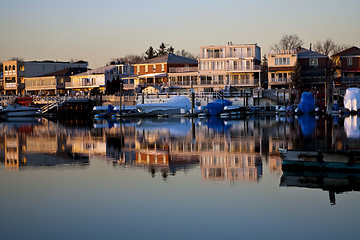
xmin=198 ymin=43 xmax=261 ymax=92
xmin=268 ymin=47 xmax=328 ymax=89
xmin=332 ymin=46 xmax=360 ymax=91
xmin=66 ymin=63 xmax=133 ymax=94
xmin=2 ymin=60 xmax=88 ymax=95
xmin=128 ymin=53 xmax=198 ymax=90
xmin=24 ymin=67 xmax=87 ymax=95
xmin=268 ymin=49 xmax=297 ymax=89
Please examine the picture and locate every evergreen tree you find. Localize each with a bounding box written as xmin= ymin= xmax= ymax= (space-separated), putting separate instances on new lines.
xmin=158 ymin=43 xmax=167 ymax=56
xmin=145 ymin=46 xmax=157 ymax=60
xmin=167 ymin=46 xmax=175 ymax=54
xmin=261 ymin=54 xmax=268 ymax=88
xmin=290 ymin=61 xmax=302 ymax=88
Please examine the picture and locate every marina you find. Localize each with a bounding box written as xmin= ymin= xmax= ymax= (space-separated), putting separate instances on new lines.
xmin=0 ymin=114 xmax=360 ymax=239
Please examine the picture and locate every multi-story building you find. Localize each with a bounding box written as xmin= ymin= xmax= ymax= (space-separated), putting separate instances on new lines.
xmin=130 ymin=53 xmax=198 ymax=89
xmin=168 ymin=43 xmax=262 ymax=93
xmin=198 ymin=43 xmax=262 ymax=92
xmin=268 ymin=47 xmax=328 ymax=89
xmin=66 ymin=63 xmax=133 ymax=94
xmin=24 ymin=67 xmax=87 ymax=95
xmin=332 ymin=46 xmax=360 ymax=91
xmin=2 ymin=60 xmax=88 ymax=95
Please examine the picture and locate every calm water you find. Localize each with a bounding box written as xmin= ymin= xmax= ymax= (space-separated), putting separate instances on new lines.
xmin=0 ymin=115 xmax=360 ymax=239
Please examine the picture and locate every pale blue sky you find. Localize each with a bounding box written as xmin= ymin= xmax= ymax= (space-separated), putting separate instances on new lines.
xmin=0 ymin=0 xmax=359 ymax=68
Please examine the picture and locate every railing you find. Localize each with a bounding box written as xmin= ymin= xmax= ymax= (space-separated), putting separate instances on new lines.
xmin=269 ymin=78 xmax=291 ymax=84
xmin=65 ymin=82 xmax=99 ymax=88
xmin=168 ymin=67 xmax=198 ymax=73
xmin=268 ymin=49 xmax=297 ymax=55
xmin=199 ymin=53 xmax=255 ymax=59
xmin=229 ymin=79 xmax=257 ymax=86
xmin=5 ymin=83 xmax=16 ymax=88
xmin=226 ymin=65 xmax=261 ymax=71
xmin=341 ymin=76 xmax=360 ymax=84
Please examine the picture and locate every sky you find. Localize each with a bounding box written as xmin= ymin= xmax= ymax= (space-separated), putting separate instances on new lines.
xmin=0 ymin=0 xmax=359 ymax=68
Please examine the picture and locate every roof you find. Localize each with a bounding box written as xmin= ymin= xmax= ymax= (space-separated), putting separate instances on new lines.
xmin=297 ymin=47 xmax=328 ymax=59
xmin=73 ymin=65 xmax=117 ymax=76
xmin=41 ymin=67 xmax=88 ymax=77
xmin=137 ymin=53 xmax=198 ymax=65
xmin=332 ymin=46 xmax=360 ymax=57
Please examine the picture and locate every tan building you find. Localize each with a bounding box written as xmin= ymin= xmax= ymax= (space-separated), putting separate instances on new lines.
xmin=168 ymin=43 xmax=262 ymax=93
xmin=2 ymin=60 xmax=88 ymax=95
xmin=24 ymin=67 xmax=86 ymax=95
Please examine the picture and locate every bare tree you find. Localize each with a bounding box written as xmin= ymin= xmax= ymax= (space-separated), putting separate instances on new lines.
xmin=9 ymin=57 xmax=24 ymax=61
xmin=111 ymin=54 xmax=144 ymax=65
xmin=271 ymin=34 xmax=303 ymax=50
xmin=175 ymin=49 xmax=197 ymax=60
xmin=313 ymin=39 xmax=351 ymax=56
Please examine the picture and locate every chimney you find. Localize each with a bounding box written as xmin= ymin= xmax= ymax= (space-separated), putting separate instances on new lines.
xmin=309 ymin=43 xmax=312 ymax=51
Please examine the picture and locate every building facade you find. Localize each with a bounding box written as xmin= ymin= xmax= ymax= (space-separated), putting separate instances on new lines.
xmin=24 ymin=67 xmax=87 ymax=95
xmin=67 ymin=63 xmax=133 ymax=94
xmin=168 ymin=43 xmax=262 ymax=93
xmin=129 ymin=53 xmax=198 ymax=90
xmin=268 ymin=47 xmax=328 ymax=89
xmin=332 ymin=46 xmax=360 ymax=92
xmin=2 ymin=60 xmax=88 ymax=95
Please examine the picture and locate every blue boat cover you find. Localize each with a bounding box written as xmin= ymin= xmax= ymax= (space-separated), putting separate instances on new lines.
xmin=207 ymin=99 xmax=232 ymax=116
xmin=299 ymin=92 xmax=315 ymax=114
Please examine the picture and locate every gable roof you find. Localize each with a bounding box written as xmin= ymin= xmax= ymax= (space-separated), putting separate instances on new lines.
xmin=332 ymin=46 xmax=360 ymax=57
xmin=297 ymin=47 xmax=328 ymax=59
xmin=41 ymin=67 xmax=88 ymax=77
xmin=137 ymin=53 xmax=198 ymax=65
xmin=73 ymin=65 xmax=117 ymax=76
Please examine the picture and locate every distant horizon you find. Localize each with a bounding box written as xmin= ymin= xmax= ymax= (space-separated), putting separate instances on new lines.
xmin=1 ymin=0 xmax=359 ymax=68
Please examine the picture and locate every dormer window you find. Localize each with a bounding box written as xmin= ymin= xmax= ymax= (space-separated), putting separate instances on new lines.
xmin=309 ymin=58 xmax=318 ymax=66
xmin=347 ymin=58 xmax=353 ymax=66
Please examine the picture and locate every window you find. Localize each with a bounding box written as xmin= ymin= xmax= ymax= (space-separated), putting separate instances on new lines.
xmin=137 ymin=66 xmax=140 ymax=75
xmin=309 ymin=58 xmax=318 ymax=66
xmin=12 ymin=65 xmax=15 ymax=70
xmin=145 ymin=65 xmax=148 ymax=72
xmin=153 ymin=65 xmax=156 ymax=72
xmin=275 ymin=57 xmax=290 ymax=65
xmin=271 ymin=73 xmax=275 ymax=79
xmin=5 ymin=66 xmax=8 ymax=71
xmin=348 ymin=58 xmax=353 ymax=66
xmin=161 ymin=64 xmax=165 ymax=72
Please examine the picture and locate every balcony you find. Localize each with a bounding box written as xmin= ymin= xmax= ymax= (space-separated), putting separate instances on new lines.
xmin=5 ymin=83 xmax=16 ymax=88
xmin=200 ymin=53 xmax=255 ymax=59
xmin=65 ymin=81 xmax=98 ymax=88
xmin=226 ymin=65 xmax=261 ymax=71
xmin=341 ymin=76 xmax=360 ymax=84
xmin=269 ymin=78 xmax=291 ymax=85
xmin=168 ymin=67 xmax=198 ymax=73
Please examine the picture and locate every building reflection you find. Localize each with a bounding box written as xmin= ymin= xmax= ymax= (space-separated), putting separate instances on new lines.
xmin=0 ymin=119 xmax=90 ymax=170
xmin=106 ymin=116 xmax=292 ymax=182
xmin=279 ymin=115 xmax=360 ymax=204
xmin=280 ymin=171 xmax=360 ymax=205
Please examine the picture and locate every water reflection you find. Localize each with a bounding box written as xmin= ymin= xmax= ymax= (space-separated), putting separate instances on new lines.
xmin=1 ymin=115 xmax=360 ymax=188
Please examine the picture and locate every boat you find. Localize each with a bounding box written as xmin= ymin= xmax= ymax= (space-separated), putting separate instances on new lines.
xmin=280 ymin=170 xmax=360 ymax=205
xmin=344 ymin=88 xmax=360 ymax=112
xmin=0 ymin=102 xmax=40 ymax=118
xmin=135 ymin=95 xmax=191 ymax=116
xmin=298 ymin=92 xmax=315 ymax=114
xmin=280 ymin=148 xmax=360 ymax=172
xmin=205 ymin=99 xmax=232 ymax=116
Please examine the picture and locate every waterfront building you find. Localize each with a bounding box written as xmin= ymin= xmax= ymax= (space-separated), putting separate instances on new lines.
xmin=2 ymin=60 xmax=88 ymax=95
xmin=168 ymin=43 xmax=262 ymax=93
xmin=128 ymin=53 xmax=198 ymax=90
xmin=24 ymin=67 xmax=87 ymax=95
xmin=332 ymin=46 xmax=360 ymax=92
xmin=198 ymin=42 xmax=262 ymax=92
xmin=268 ymin=46 xmax=328 ymax=89
xmin=67 ymin=63 xmax=133 ymax=94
